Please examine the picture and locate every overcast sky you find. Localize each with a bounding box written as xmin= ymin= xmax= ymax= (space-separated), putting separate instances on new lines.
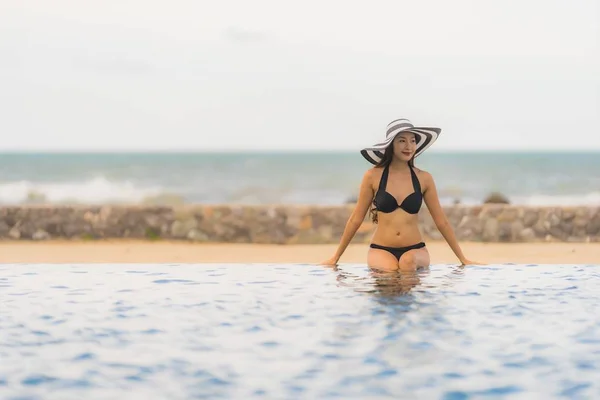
xmin=0 ymin=0 xmax=598 ymax=152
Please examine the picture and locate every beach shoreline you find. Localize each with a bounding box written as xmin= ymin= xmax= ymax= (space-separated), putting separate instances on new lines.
xmin=1 ymin=240 xmax=598 ymax=264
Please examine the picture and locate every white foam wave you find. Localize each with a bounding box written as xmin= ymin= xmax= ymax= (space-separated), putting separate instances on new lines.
xmin=1 ymin=177 xmax=599 ymax=206
xmin=511 ymin=192 xmax=600 ymax=206
xmin=0 ymin=177 xmax=165 ymax=205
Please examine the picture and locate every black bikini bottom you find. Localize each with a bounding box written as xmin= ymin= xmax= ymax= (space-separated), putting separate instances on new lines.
xmin=369 ymin=242 xmax=426 ymax=261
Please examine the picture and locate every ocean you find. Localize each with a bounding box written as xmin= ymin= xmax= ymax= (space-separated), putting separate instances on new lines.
xmin=1 ymin=262 xmax=599 ymax=399
xmin=1 ymin=151 xmax=599 ymax=206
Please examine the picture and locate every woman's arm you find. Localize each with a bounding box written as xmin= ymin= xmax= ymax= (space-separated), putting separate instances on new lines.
xmin=421 ymin=171 xmax=478 ymax=265
xmin=322 ymin=169 xmax=375 ymax=265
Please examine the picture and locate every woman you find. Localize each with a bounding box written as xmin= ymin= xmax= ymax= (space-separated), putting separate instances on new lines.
xmin=321 ymin=118 xmax=480 ymax=272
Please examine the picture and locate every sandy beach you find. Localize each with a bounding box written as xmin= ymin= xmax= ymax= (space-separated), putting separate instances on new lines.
xmin=0 ymin=240 xmax=598 ymax=264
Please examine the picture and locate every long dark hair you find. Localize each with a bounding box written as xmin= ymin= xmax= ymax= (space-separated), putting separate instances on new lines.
xmin=368 ymin=144 xmax=416 ymax=224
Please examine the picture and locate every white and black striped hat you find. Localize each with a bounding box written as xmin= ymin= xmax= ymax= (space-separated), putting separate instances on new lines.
xmin=360 ymin=118 xmax=441 ymax=165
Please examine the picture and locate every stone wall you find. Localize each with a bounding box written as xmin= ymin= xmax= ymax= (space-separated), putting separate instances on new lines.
xmin=0 ymin=205 xmax=599 ymax=243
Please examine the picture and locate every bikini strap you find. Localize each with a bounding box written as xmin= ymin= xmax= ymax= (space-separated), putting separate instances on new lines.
xmin=378 ymin=164 xmax=390 ymax=192
xmin=410 ymin=167 xmax=422 ymax=194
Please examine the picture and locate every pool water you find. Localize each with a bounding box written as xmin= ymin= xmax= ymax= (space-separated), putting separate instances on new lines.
xmin=1 ymin=263 xmax=599 ymax=399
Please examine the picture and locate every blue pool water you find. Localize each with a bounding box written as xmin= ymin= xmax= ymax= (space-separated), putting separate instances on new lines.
xmin=1 ymin=263 xmax=599 ymax=399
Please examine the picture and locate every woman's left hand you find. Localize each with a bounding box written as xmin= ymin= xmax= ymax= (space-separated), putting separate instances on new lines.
xmin=459 ymin=259 xmax=485 ymax=266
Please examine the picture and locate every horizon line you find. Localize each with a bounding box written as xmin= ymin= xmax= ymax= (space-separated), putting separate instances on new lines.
xmin=1 ymin=148 xmax=599 ymax=154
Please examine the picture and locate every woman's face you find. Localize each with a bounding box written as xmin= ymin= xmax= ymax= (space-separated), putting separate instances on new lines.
xmin=392 ymin=132 xmax=417 ymax=162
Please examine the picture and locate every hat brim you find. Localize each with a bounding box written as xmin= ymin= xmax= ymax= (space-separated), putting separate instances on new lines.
xmin=360 ymin=127 xmax=441 ymax=165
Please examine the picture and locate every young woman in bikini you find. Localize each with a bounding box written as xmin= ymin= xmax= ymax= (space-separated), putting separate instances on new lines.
xmin=321 ymin=118 xmax=481 ymax=272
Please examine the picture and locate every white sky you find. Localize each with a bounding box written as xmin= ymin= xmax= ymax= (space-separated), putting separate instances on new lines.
xmin=0 ymin=0 xmax=598 ymax=151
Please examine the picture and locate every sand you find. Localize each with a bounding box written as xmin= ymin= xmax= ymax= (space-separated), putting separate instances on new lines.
xmin=0 ymin=240 xmax=598 ymax=264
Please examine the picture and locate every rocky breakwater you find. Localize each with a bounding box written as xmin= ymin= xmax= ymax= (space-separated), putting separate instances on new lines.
xmin=0 ymin=205 xmax=599 ymax=243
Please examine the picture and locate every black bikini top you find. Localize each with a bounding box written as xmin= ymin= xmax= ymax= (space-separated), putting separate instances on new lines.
xmin=373 ymin=164 xmax=423 ymax=215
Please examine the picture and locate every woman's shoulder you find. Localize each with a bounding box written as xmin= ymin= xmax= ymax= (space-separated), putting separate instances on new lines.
xmin=368 ymin=165 xmax=387 ymax=173
xmin=362 ymin=166 xmax=383 ymax=183
xmin=366 ymin=165 xmax=384 ymax=173
xmin=413 ymin=166 xmax=429 ymax=175
xmin=414 ymin=167 xmax=435 ymax=187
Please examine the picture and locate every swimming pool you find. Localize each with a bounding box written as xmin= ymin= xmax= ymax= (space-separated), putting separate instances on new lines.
xmin=1 ymin=263 xmax=599 ymax=399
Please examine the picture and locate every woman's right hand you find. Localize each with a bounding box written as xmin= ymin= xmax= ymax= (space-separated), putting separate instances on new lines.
xmin=320 ymin=256 xmax=339 ymax=267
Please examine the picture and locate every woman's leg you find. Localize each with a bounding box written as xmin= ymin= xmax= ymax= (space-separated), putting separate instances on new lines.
xmin=398 ymin=247 xmax=431 ymax=272
xmin=367 ymin=247 xmax=399 ymax=272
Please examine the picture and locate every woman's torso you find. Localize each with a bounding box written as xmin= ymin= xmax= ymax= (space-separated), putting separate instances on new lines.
xmin=370 ymin=164 xmax=426 ymax=247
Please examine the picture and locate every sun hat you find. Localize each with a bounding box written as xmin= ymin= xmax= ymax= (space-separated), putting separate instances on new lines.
xmin=360 ymin=118 xmax=442 ymax=165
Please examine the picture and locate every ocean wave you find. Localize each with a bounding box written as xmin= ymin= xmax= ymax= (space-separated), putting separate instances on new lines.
xmin=0 ymin=178 xmax=599 ymax=206
xmin=510 ymin=192 xmax=600 ymax=206
xmin=0 ymin=177 xmax=170 ymax=205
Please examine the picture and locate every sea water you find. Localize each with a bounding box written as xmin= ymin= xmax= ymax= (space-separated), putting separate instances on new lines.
xmin=1 ymin=263 xmax=599 ymax=399
xmin=1 ymin=151 xmax=600 ymax=206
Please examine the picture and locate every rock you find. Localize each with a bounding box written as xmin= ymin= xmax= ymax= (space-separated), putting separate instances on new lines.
xmin=187 ymin=229 xmax=209 ymax=242
xmin=483 ymin=192 xmax=510 ymax=204
xmin=498 ymin=222 xmax=512 ymax=242
xmin=573 ymin=217 xmax=589 ymax=228
xmin=171 ymin=219 xmax=198 ymax=238
xmin=545 ymin=234 xmax=561 ymax=242
xmin=0 ymin=221 xmax=9 ymax=235
xmin=8 ymin=226 xmax=21 ymax=239
xmin=0 ymin=205 xmax=598 ymax=243
xmin=457 ymin=215 xmax=483 ymax=238
xmin=510 ymin=220 xmax=524 ymax=241
xmin=144 ymin=215 xmax=161 ymax=228
xmin=317 ymin=225 xmax=333 ymax=241
xmin=547 ymin=210 xmax=562 ymax=227
xmin=571 ymin=226 xmax=587 ymax=239
xmin=497 ymin=208 xmax=519 ymax=222
xmin=562 ymin=209 xmax=576 ymax=221
xmin=532 ymin=218 xmax=548 ymax=236
xmin=559 ymin=220 xmax=574 ymax=236
xmin=482 ymin=219 xmax=499 ymax=242
xmin=518 ymin=227 xmax=537 ymax=241
xmin=427 ymin=229 xmax=443 ymax=240
xmin=479 ymin=205 xmax=504 ymax=219
xmin=83 ymin=211 xmax=99 ymax=224
xmin=585 ymin=215 xmax=600 ymax=236
xmin=549 ymin=227 xmax=567 ymax=241
xmin=32 ymin=229 xmax=50 ymax=240
xmin=298 ymin=215 xmax=313 ymax=231
xmin=522 ymin=209 xmax=539 ymax=227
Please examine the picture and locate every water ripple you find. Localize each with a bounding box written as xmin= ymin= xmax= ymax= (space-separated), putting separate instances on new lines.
xmin=0 ymin=263 xmax=599 ymax=399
